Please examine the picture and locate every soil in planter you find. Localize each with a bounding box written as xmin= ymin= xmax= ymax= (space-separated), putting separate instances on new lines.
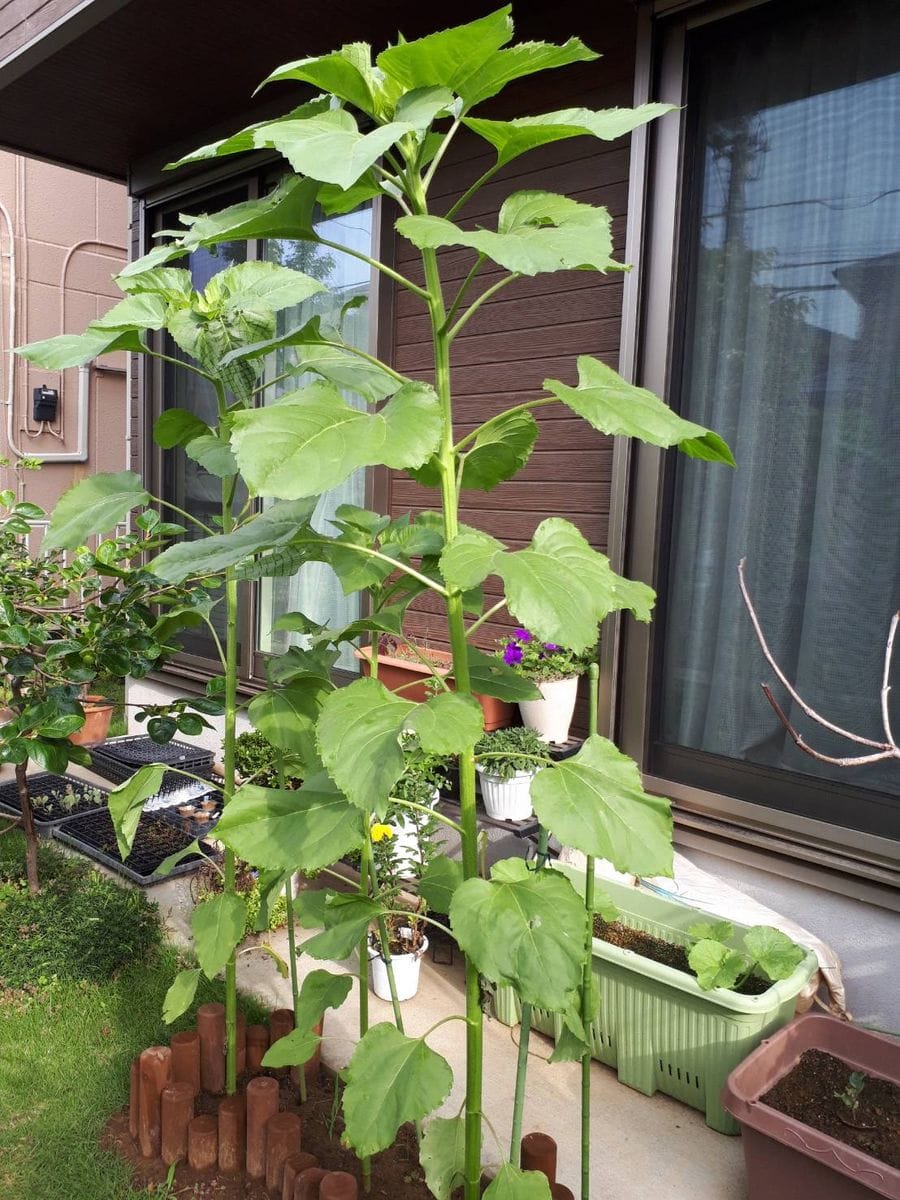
xmin=55 ymin=808 xmax=207 ymax=882
xmin=592 ymin=916 xmax=770 ymax=996
xmin=103 ymin=1070 xmax=432 ymax=1199
xmin=761 ymin=1049 xmax=900 ymax=1169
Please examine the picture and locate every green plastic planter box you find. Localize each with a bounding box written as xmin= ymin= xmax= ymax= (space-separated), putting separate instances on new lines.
xmin=490 ymin=864 xmax=818 ymax=1134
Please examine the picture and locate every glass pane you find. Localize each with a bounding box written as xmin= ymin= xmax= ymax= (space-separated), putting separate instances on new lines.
xmin=257 ymin=206 xmax=373 ymax=671
xmin=659 ymin=0 xmax=899 ymax=802
xmin=161 ymin=200 xmax=249 ymax=664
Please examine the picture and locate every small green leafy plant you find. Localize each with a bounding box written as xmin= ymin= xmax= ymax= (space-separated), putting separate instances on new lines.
xmin=835 ymin=1070 xmax=867 ymax=1115
xmin=233 ymin=728 xmax=303 ymax=789
xmin=475 ymin=726 xmax=549 ymax=780
xmin=687 ymin=920 xmax=805 ymax=992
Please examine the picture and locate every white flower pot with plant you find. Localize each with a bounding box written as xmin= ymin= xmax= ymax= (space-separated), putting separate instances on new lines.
xmin=474 ymin=726 xmax=549 ymax=820
xmin=368 ymin=924 xmax=429 ymax=1002
xmin=498 ymin=628 xmax=594 ymax=744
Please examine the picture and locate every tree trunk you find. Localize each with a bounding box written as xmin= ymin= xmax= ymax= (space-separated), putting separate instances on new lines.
xmin=15 ymin=759 xmax=39 ymax=894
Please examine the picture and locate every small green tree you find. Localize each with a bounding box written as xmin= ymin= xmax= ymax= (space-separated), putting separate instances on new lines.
xmin=18 ymin=9 xmax=734 ymax=1194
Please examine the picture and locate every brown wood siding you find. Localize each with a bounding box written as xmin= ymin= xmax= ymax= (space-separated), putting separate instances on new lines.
xmin=0 ymin=0 xmax=81 ymax=64
xmin=386 ymin=1 xmax=636 ymax=659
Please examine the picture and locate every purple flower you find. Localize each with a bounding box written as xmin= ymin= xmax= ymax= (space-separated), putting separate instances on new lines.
xmin=503 ymin=643 xmax=524 ymax=666
xmin=544 ymin=643 xmax=560 ymax=652
xmin=513 ymin=628 xmax=533 ymax=642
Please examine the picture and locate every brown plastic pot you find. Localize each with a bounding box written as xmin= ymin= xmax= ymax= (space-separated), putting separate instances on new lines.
xmin=722 ymin=1013 xmax=900 ymax=1199
xmin=356 ymin=644 xmax=513 ymax=730
xmin=68 ymin=695 xmax=114 ymax=747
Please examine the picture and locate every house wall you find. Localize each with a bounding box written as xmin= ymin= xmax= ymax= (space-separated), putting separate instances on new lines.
xmin=0 ymin=149 xmax=128 ymax=515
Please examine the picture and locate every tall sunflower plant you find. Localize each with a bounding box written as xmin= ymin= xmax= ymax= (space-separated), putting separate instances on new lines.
xmin=17 ymin=9 xmax=733 ymax=1197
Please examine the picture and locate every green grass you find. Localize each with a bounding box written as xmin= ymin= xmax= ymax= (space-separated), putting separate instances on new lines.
xmin=0 ymin=836 xmax=267 ymax=1200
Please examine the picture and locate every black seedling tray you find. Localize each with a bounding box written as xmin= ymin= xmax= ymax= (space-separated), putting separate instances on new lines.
xmin=0 ymin=772 xmax=109 ymax=830
xmin=53 ymin=807 xmax=210 ymax=885
xmin=89 ymin=735 xmax=214 ymax=794
xmin=155 ymin=789 xmax=223 ymax=840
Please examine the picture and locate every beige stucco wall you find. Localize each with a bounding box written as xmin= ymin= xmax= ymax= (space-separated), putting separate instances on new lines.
xmin=0 ymin=150 xmax=128 ymax=516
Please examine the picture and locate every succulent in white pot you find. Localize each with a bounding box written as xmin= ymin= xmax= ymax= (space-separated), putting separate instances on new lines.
xmin=474 ymin=725 xmax=549 ymax=821
xmin=498 ymin=628 xmax=595 ymax=744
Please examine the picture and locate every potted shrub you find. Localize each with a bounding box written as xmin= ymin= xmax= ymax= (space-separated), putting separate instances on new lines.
xmin=0 ymin=492 xmax=202 ymax=892
xmin=499 ymin=629 xmax=594 ymax=744
xmin=386 ymin=739 xmax=450 ymax=871
xmin=67 ymin=693 xmax=115 ymax=747
xmin=492 ymin=864 xmax=818 ymax=1134
xmin=723 ymin=1013 xmax=900 ymax=1198
xmin=367 ymin=817 xmax=434 ymax=1003
xmin=475 ymin=726 xmax=548 ymax=821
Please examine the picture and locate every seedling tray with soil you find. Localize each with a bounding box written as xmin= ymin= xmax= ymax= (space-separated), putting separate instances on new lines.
xmin=491 ymin=864 xmax=818 ymax=1134
xmin=89 ymin=735 xmax=213 ymax=794
xmin=155 ymin=789 xmax=223 ymax=839
xmin=53 ymin=807 xmax=210 ymax=885
xmin=0 ymin=772 xmax=109 ymax=830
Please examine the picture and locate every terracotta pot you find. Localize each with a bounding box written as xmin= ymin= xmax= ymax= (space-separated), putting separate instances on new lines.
xmin=518 ymin=676 xmax=579 ymax=744
xmin=68 ymin=694 xmax=114 ymax=747
xmin=356 ymin=644 xmax=513 ymax=731
xmin=723 ymin=1013 xmax=900 ymax=1199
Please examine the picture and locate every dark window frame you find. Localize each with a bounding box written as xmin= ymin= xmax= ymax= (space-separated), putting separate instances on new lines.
xmin=615 ymin=0 xmax=900 ymax=890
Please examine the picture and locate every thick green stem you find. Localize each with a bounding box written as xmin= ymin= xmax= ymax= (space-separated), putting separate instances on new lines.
xmin=509 ymin=1002 xmax=532 ymax=1165
xmin=581 ymin=662 xmax=600 ymax=1199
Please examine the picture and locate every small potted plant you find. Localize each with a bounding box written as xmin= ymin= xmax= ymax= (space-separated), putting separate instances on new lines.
xmin=474 ymin=726 xmax=549 ymax=821
xmin=386 ymin=739 xmax=449 ymax=871
xmin=367 ymin=820 xmax=431 ymax=1002
xmin=498 ymin=628 xmax=594 ymax=744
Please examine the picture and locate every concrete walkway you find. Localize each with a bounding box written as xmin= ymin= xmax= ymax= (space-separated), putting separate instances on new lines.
xmin=151 ymin=871 xmax=747 ymax=1199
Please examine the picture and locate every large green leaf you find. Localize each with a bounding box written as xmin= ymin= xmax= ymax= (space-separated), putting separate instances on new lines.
xmin=440 ymin=530 xmax=505 ymax=590
xmin=260 ymin=48 xmax=377 ymax=115
xmin=214 ymin=777 xmax=364 ymax=871
xmin=459 ymin=39 xmax=598 ymax=109
xmin=90 ymin=293 xmax=168 ymax=331
xmin=179 ymin=176 xmax=321 ymax=251
xmin=687 ymin=940 xmax=747 ymax=992
xmin=397 ymin=191 xmax=620 ymax=276
xmin=163 ymin=968 xmax=202 ymax=1024
xmin=449 ymin=857 xmax=587 ymax=1011
xmin=262 ymin=968 xmax=353 ymax=1068
xmin=464 ymin=103 xmax=676 ymax=167
xmin=231 ymin=381 xmax=441 ymax=498
xmin=255 ymin=109 xmax=414 ymax=190
xmin=302 ymin=893 xmax=384 ymax=960
xmin=116 ymin=265 xmax=193 ymax=299
xmin=191 ymin=892 xmax=248 ymax=979
xmin=16 ymin=327 xmax=146 ymax=369
xmin=183 ymin=433 xmax=238 ymax=478
xmin=43 ymin=471 xmax=150 ymax=551
xmin=544 ymin=356 xmax=735 ymax=465
xmin=288 ymin=339 xmax=403 ymax=403
xmin=482 ymin=1164 xmax=552 ymax=1200
xmin=261 ymin=1027 xmax=321 ymax=1069
xmin=210 ymin=260 xmax=326 ymax=314
xmin=408 ymin=691 xmax=483 ymax=754
xmin=460 ymin=410 xmax=539 ymax=490
xmin=745 ymin=926 xmax=805 ymax=982
xmin=466 ymin=645 xmax=541 ymax=701
xmin=148 ymin=497 xmax=318 ymax=583
xmin=247 ymin=680 xmax=327 ymax=769
xmin=417 ymin=855 xmax=464 ymax=915
xmin=420 ymin=1116 xmax=467 ymax=1200
xmin=497 ymin=517 xmax=655 ymax=651
xmin=377 ymin=8 xmax=512 ymax=95
xmin=169 ymin=99 xmax=332 ymax=168
xmin=153 ymin=408 xmax=210 ymax=450
xmin=342 ymin=1023 xmax=454 ymax=1157
xmin=106 ymin=764 xmax=165 ymax=859
xmin=531 ymin=736 xmax=673 ymax=877
xmin=316 ymin=678 xmax=413 ymax=813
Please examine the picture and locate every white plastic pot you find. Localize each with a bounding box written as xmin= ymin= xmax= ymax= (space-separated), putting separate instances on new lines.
xmin=476 ymin=766 xmax=536 ymax=821
xmin=368 ymin=931 xmax=429 ymax=1002
xmin=391 ymin=787 xmax=440 ymax=871
xmin=518 ymin=676 xmax=579 ymax=744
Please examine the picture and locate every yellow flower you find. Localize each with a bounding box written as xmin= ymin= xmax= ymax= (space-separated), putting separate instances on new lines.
xmin=370 ymin=823 xmax=394 ymax=843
